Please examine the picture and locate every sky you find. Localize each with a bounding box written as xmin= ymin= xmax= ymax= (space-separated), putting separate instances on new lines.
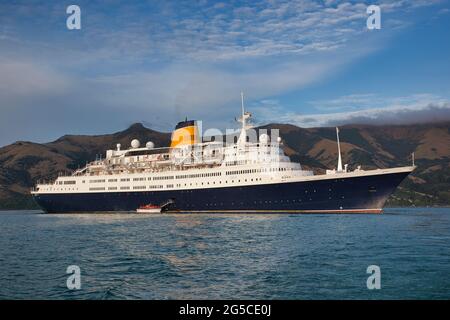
xmin=0 ymin=0 xmax=449 ymax=146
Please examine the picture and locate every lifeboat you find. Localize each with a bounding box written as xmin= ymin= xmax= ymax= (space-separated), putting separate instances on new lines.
xmin=136 ymin=204 xmax=162 ymax=213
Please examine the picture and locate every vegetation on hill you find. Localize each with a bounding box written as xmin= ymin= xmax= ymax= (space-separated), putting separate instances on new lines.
xmin=0 ymin=121 xmax=448 ymax=210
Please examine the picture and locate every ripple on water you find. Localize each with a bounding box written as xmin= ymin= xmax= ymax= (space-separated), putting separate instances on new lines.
xmin=0 ymin=208 xmax=449 ymax=299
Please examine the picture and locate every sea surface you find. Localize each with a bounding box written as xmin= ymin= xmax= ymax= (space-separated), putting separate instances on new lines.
xmin=0 ymin=208 xmax=449 ymax=300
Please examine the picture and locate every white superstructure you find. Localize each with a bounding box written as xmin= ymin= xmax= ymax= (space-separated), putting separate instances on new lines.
xmin=31 ymin=97 xmax=413 ymax=199
xmin=32 ymin=98 xmax=319 ymax=196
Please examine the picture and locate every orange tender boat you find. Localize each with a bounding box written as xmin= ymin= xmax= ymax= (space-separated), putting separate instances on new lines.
xmin=136 ymin=204 xmax=162 ymax=213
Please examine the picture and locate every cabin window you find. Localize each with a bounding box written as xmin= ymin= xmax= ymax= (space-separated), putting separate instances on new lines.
xmin=89 ymin=187 xmax=105 ymax=191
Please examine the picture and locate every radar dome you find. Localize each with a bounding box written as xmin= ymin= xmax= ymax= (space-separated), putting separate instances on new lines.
xmin=277 ymin=137 xmax=282 ymax=143
xmin=259 ymin=133 xmax=269 ymax=143
xmin=146 ymin=141 xmax=155 ymax=149
xmin=131 ymin=139 xmax=140 ymax=149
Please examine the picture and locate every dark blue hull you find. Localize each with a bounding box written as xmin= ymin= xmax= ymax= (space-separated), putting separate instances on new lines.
xmin=33 ymin=170 xmax=411 ymax=213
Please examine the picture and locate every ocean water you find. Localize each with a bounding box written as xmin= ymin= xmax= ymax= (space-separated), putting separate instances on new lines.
xmin=0 ymin=208 xmax=449 ymax=300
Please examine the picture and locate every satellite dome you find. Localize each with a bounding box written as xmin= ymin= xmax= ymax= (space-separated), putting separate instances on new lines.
xmin=259 ymin=133 xmax=269 ymax=143
xmin=277 ymin=137 xmax=282 ymax=143
xmin=146 ymin=141 xmax=155 ymax=149
xmin=131 ymin=139 xmax=140 ymax=149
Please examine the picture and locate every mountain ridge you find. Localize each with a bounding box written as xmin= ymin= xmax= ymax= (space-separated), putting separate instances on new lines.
xmin=0 ymin=121 xmax=449 ymax=209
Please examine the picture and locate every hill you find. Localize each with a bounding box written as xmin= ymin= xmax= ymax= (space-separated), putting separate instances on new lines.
xmin=0 ymin=121 xmax=449 ymax=209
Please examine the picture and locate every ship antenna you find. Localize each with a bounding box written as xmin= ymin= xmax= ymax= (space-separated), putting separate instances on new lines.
xmin=237 ymin=91 xmax=247 ymax=145
xmin=412 ymin=152 xmax=415 ymax=167
xmin=241 ymin=91 xmax=245 ymax=130
xmin=336 ymin=127 xmax=343 ymax=172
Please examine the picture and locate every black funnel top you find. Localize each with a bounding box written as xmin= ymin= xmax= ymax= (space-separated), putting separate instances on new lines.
xmin=175 ymin=120 xmax=196 ymax=130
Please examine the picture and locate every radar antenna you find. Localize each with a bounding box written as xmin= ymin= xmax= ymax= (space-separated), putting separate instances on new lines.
xmin=237 ymin=92 xmax=252 ymax=145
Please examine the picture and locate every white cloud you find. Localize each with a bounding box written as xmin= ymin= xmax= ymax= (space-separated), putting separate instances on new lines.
xmin=1 ymin=0 xmax=441 ymax=64
xmin=0 ymin=0 xmax=446 ymax=146
xmin=0 ymin=59 xmax=70 ymax=103
xmin=255 ymin=94 xmax=450 ymax=127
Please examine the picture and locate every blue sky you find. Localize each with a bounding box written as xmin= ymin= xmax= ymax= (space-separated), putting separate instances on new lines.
xmin=0 ymin=0 xmax=449 ymax=146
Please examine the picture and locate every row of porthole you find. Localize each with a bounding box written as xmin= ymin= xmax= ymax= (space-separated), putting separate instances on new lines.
xmin=59 ymin=178 xmax=267 ymax=191
xmin=177 ymin=178 xmax=264 ymax=187
xmin=44 ymin=178 xmax=267 ymax=192
xmin=186 ymin=196 xmax=349 ymax=207
xmin=203 ymin=199 xmax=305 ymax=206
xmin=195 ymin=199 xmax=320 ymax=207
xmin=42 ymin=188 xmax=78 ymax=191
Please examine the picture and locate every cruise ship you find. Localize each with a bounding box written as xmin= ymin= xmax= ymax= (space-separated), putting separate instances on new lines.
xmin=32 ymin=95 xmax=415 ymax=213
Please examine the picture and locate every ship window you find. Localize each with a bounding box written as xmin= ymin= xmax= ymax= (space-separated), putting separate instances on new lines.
xmin=89 ymin=187 xmax=105 ymax=191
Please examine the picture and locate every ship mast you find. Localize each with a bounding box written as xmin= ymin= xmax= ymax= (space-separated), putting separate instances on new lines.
xmin=237 ymin=91 xmax=250 ymax=145
xmin=336 ymin=127 xmax=343 ymax=172
xmin=241 ymin=91 xmax=245 ymax=131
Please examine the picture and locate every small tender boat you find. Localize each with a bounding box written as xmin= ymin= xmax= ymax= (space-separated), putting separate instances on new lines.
xmin=136 ymin=204 xmax=162 ymax=213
